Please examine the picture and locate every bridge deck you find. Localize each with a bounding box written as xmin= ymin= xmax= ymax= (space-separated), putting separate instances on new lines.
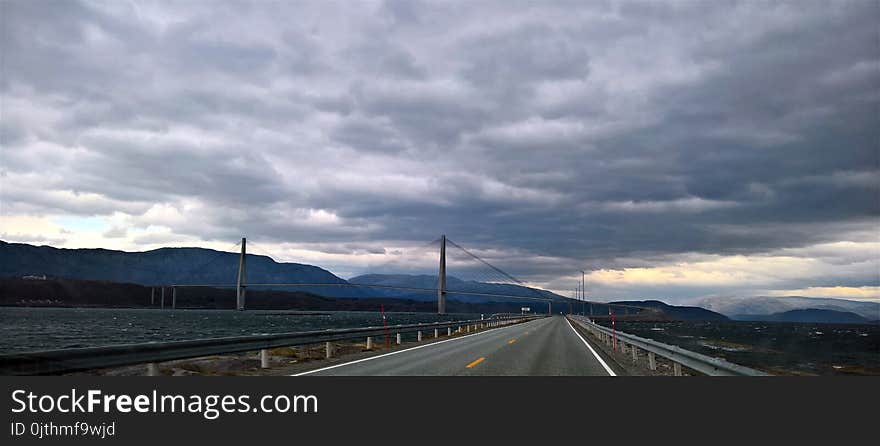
xmin=294 ymin=316 xmax=618 ymax=376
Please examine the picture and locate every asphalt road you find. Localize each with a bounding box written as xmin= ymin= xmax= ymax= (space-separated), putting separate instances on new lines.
xmin=294 ymin=316 xmax=616 ymax=376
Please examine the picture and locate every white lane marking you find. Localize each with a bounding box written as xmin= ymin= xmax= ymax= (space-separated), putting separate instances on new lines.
xmin=565 ymin=317 xmax=617 ymax=377
xmin=292 ymin=319 xmax=540 ymax=376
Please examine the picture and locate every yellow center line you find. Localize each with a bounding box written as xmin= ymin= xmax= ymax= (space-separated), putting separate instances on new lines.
xmin=465 ymin=357 xmax=486 ymax=368
xmin=508 ymin=338 xmax=517 ymax=345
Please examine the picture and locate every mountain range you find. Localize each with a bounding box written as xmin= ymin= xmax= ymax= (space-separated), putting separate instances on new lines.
xmin=0 ymin=240 xmax=362 ymax=298
xmin=732 ymin=309 xmax=876 ymax=324
xmin=349 ymin=274 xmax=561 ymax=303
xmin=0 ymin=241 xmax=563 ymax=303
xmin=0 ymin=276 xmax=537 ymax=314
xmin=697 ymin=295 xmax=879 ymax=321
xmin=608 ymin=300 xmax=729 ymax=321
xmin=3 ymin=240 xmax=877 ymax=324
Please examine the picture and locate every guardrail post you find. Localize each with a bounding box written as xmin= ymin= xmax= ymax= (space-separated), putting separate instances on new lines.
xmin=10 ymin=316 xmax=766 ymax=377
xmin=325 ymin=342 xmax=333 ymax=359
xmin=396 ymin=333 xmax=402 ymax=345
xmin=260 ymin=349 xmax=269 ymax=368
xmin=417 ymin=331 xmax=423 ymax=342
xmin=569 ymin=315 xmax=768 ymax=377
xmin=447 ymin=327 xmax=452 ymax=336
xmin=466 ymin=325 xmax=470 ymax=333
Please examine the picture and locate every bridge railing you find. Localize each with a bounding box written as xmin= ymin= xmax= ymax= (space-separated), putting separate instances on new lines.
xmin=568 ymin=315 xmax=769 ymax=376
xmin=0 ymin=315 xmax=542 ymax=376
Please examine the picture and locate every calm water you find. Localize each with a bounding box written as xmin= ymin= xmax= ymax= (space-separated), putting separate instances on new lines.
xmin=601 ymin=320 xmax=880 ymax=376
xmin=0 ymin=307 xmax=481 ymax=353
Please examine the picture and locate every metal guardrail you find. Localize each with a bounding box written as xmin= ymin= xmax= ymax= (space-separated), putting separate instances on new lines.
xmin=0 ymin=315 xmax=541 ymax=376
xmin=569 ymin=315 xmax=770 ymax=376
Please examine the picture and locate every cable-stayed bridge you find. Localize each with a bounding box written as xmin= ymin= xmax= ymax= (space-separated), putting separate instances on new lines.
xmin=0 ymin=234 xmax=770 ymax=377
xmin=150 ymin=234 xmax=640 ymax=316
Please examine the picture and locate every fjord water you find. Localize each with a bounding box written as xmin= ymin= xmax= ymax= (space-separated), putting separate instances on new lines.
xmin=0 ymin=307 xmax=479 ymax=353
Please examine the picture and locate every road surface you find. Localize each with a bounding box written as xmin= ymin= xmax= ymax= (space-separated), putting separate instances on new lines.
xmin=294 ymin=316 xmax=617 ymax=376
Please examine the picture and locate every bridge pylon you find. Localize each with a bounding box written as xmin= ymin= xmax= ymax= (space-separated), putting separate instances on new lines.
xmin=437 ymin=234 xmax=447 ymax=315
xmin=236 ymin=237 xmax=247 ymax=311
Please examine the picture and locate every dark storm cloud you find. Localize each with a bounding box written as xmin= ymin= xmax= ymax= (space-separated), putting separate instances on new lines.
xmin=459 ymin=23 xmax=592 ymax=85
xmin=1 ymin=0 xmax=877 ymax=293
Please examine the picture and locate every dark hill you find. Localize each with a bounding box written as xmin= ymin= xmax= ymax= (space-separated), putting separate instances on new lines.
xmin=609 ymin=300 xmax=729 ymax=321
xmin=734 ymin=308 xmax=871 ymax=324
xmin=0 ymin=276 xmax=535 ymax=313
xmin=0 ymin=240 xmax=366 ymax=298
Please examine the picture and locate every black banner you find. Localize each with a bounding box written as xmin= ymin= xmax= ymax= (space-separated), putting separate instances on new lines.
xmin=1 ymin=377 xmax=871 ymax=444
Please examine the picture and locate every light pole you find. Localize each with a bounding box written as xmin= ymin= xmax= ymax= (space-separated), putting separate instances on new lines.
xmin=580 ymin=270 xmax=586 ymax=316
xmin=580 ymin=282 xmax=584 ymax=315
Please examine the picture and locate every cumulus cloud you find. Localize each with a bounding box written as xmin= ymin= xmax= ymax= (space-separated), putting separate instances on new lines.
xmin=1 ymin=0 xmax=877 ymax=303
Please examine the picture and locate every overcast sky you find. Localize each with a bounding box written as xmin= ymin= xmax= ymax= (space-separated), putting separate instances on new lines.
xmin=1 ymin=0 xmax=878 ymax=303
